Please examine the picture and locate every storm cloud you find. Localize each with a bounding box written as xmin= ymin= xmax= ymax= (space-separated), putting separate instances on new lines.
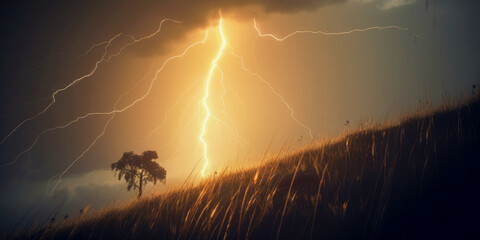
xmin=1 ymin=0 xmax=347 ymax=61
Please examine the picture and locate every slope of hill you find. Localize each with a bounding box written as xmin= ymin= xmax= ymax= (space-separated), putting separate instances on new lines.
xmin=23 ymin=95 xmax=480 ymax=239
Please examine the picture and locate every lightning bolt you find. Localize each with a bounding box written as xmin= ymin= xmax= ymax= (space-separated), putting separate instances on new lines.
xmin=46 ymin=32 xmax=209 ymax=191
xmin=3 ymin=13 xmax=425 ymax=190
xmin=80 ymin=18 xmax=182 ymax=58
xmin=104 ymin=18 xmax=183 ymax=61
xmin=1 ymin=65 xmax=153 ymax=168
xmin=241 ymin=19 xmax=421 ymax=140
xmin=200 ymin=12 xmax=226 ymax=177
xmin=44 ymin=66 xmax=154 ymax=192
xmin=0 ymin=18 xmax=181 ymax=146
xmin=0 ymin=35 xmax=118 ymax=146
xmin=2 ymin=31 xmax=208 ymax=171
xmin=253 ymin=18 xmax=415 ymax=42
xmin=230 ymin=51 xmax=315 ymax=140
xmin=48 ymin=96 xmax=120 ymax=193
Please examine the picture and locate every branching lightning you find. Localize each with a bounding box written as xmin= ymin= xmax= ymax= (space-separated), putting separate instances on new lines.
xmin=2 ymin=65 xmax=153 ymax=168
xmin=3 ymin=32 xmax=209 ymax=191
xmin=81 ymin=18 xmax=182 ymax=58
xmin=0 ymin=35 xmax=117 ymax=146
xmin=228 ymin=19 xmax=420 ymax=141
xmin=45 ymin=67 xmax=152 ymax=191
xmin=48 ymin=94 xmax=120 ymax=192
xmin=253 ymin=18 xmax=415 ymax=42
xmin=200 ymin=13 xmax=226 ymax=177
xmin=0 ymin=18 xmax=182 ymax=146
xmin=46 ymin=33 xmax=209 ymax=189
xmin=1 ymin=12 xmax=423 ymax=188
xmin=230 ymin=51 xmax=315 ymax=140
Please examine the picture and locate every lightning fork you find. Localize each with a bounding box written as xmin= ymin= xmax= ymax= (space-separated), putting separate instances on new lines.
xmin=48 ymin=61 xmax=151 ymax=192
xmin=0 ymin=34 xmax=119 ymax=146
xmin=81 ymin=18 xmax=182 ymax=58
xmin=245 ymin=19 xmax=422 ymax=139
xmin=49 ymin=30 xmax=212 ymax=191
xmin=230 ymin=51 xmax=314 ymax=140
xmin=0 ymin=19 xmax=181 ymax=146
xmin=1 ymin=64 xmax=153 ymax=168
xmin=253 ymin=18 xmax=416 ymax=42
xmin=2 ymin=32 xmax=209 ymax=168
xmin=200 ymin=12 xmax=226 ymax=177
xmin=104 ymin=18 xmax=183 ymax=61
xmin=48 ymin=90 xmax=122 ymax=193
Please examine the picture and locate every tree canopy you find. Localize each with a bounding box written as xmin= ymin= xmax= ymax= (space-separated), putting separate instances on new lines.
xmin=111 ymin=150 xmax=166 ymax=198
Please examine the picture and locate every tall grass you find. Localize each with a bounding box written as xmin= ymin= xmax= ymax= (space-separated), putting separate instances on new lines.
xmin=21 ymin=94 xmax=480 ymax=239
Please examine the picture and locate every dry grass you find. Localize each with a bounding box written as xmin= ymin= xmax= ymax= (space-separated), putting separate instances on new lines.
xmin=20 ymin=93 xmax=480 ymax=239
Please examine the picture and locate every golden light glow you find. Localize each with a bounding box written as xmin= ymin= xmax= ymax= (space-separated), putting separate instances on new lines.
xmin=230 ymin=51 xmax=314 ymax=139
xmin=1 ymin=11 xmax=427 ymax=189
xmin=200 ymin=12 xmax=227 ymax=177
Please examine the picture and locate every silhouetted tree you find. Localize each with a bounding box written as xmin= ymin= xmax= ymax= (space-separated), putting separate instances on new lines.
xmin=111 ymin=150 xmax=166 ymax=198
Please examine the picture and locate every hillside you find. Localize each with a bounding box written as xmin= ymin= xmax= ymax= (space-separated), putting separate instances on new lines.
xmin=23 ymin=95 xmax=480 ymax=239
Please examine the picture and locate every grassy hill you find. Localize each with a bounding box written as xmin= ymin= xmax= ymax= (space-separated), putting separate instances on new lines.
xmin=23 ymin=95 xmax=480 ymax=239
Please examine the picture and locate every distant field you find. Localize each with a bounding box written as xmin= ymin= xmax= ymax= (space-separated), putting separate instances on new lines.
xmin=21 ymin=94 xmax=480 ymax=239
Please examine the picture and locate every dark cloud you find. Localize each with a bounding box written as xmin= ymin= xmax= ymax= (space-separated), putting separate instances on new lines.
xmin=112 ymin=0 xmax=348 ymax=56
xmin=1 ymin=0 xmax=347 ymax=62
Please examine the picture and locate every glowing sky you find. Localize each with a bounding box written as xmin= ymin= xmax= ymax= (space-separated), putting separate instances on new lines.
xmin=1 ymin=0 xmax=479 ymax=234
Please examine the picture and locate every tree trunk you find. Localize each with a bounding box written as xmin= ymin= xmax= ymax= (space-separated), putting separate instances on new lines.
xmin=138 ymin=171 xmax=143 ymax=199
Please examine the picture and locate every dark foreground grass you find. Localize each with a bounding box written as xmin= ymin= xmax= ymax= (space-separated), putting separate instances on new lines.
xmin=22 ymin=95 xmax=480 ymax=239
